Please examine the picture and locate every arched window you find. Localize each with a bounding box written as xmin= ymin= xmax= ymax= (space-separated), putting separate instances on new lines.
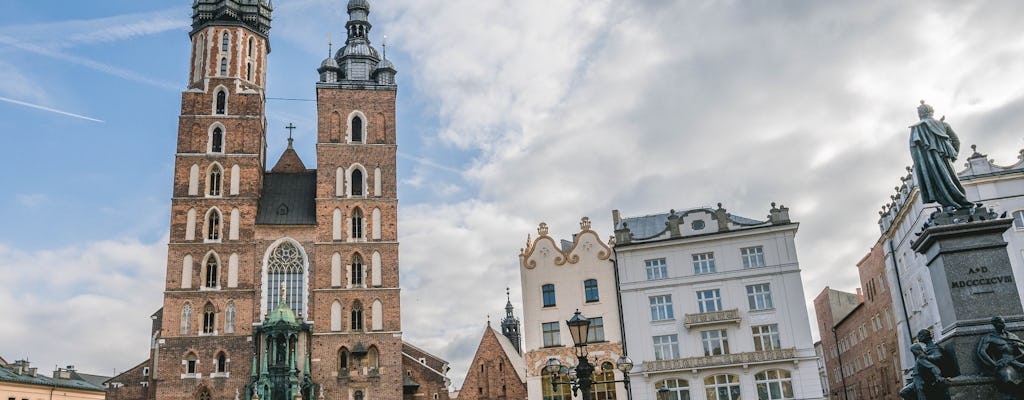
xmin=248 ymin=37 xmax=254 ymax=57
xmin=189 ymin=164 xmax=200 ymax=195
xmin=208 ymin=164 xmax=223 ymax=196
xmin=590 ymin=362 xmax=616 ymax=399
xmin=351 ymin=301 xmax=363 ymax=331
xmin=181 ymin=303 xmax=192 ymax=334
xmin=211 ymin=127 xmax=224 ymax=153
xmin=266 ymin=241 xmax=306 ymax=317
xmin=203 ymin=303 xmax=215 ymax=334
xmin=352 ymin=116 xmax=363 ymax=142
xmin=228 ymin=253 xmax=239 ymax=288
xmin=351 ymin=208 xmax=364 ymax=239
xmin=216 ymin=352 xmax=227 ymax=373
xmin=221 ymin=32 xmax=230 ymax=51
xmin=371 ymin=299 xmax=383 ymax=330
xmin=331 ymin=301 xmax=342 ymax=331
xmin=204 ymin=254 xmax=219 ymax=288
xmin=181 ymin=254 xmax=194 ymax=289
xmin=331 ymin=252 xmax=342 ymax=287
xmin=367 ymin=346 xmax=379 ymax=369
xmin=351 ymin=169 xmax=364 ymax=196
xmin=215 ymin=91 xmax=226 ymax=115
xmin=332 ymin=208 xmax=343 ymax=240
xmin=351 ymin=254 xmax=364 ymax=287
xmin=542 ymin=375 xmax=570 ymax=400
xmin=371 ymin=251 xmax=382 ymax=287
xmin=225 ymin=301 xmax=236 ymax=334
xmin=206 ymin=209 xmax=221 ymax=241
xmin=656 ymin=379 xmax=690 ymax=400
xmin=220 ymin=58 xmax=228 ymax=76
xmin=704 ymin=374 xmax=740 ymax=400
xmin=542 ymin=284 xmax=556 ymax=307
xmin=755 ymin=370 xmax=793 ymax=400
xmin=187 ymin=353 xmax=199 ymax=375
xmin=339 ymin=347 xmax=349 ymax=371
xmin=354 ymin=391 xmax=364 ymax=400
xmin=372 ymin=208 xmax=382 ymax=240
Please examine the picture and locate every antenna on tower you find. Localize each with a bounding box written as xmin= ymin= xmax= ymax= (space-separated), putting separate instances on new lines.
xmin=327 ymin=33 xmax=332 ymax=56
xmin=382 ymin=34 xmax=388 ymax=59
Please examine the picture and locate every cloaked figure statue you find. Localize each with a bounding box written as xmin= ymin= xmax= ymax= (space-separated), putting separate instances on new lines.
xmin=977 ymin=316 xmax=1024 ymax=399
xmin=900 ymin=329 xmax=952 ymax=400
xmin=909 ymin=101 xmax=974 ymax=210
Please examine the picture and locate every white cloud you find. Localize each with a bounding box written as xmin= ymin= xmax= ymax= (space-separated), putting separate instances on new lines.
xmin=0 ymin=8 xmax=188 ymax=48
xmin=14 ymin=193 xmax=47 ymax=208
xmin=0 ymin=237 xmax=166 ymax=375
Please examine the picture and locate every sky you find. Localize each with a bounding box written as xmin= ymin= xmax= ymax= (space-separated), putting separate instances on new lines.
xmin=2 ymin=0 xmax=1024 ymax=390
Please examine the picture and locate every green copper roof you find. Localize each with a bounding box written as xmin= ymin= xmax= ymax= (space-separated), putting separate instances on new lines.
xmin=267 ymin=300 xmax=297 ymax=324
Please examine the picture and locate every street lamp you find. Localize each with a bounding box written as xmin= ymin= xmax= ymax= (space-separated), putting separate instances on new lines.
xmin=544 ymin=309 xmax=634 ymax=400
xmin=657 ymin=384 xmax=670 ymax=400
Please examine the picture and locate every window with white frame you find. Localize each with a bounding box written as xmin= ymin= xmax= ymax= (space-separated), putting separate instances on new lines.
xmin=652 ymin=334 xmax=679 ymax=360
xmin=210 ymin=127 xmax=224 ymax=153
xmin=752 ymin=324 xmax=781 ymax=351
xmin=656 ymin=379 xmax=690 ymax=400
xmin=701 ymin=329 xmax=729 ymax=356
xmin=645 ymin=258 xmax=668 ymax=280
xmin=587 ymin=317 xmax=605 ymax=342
xmin=206 ymin=209 xmax=221 ymax=241
xmin=351 ymin=208 xmax=364 ymax=239
xmin=266 ymin=241 xmax=305 ymax=316
xmin=215 ymin=91 xmax=226 ymax=115
xmin=741 ymin=246 xmax=765 ymax=268
xmin=704 ymin=374 xmax=740 ymax=400
xmin=696 ymin=289 xmax=722 ymax=313
xmin=649 ymin=295 xmax=674 ymax=321
xmin=692 ymin=252 xmax=715 ymax=274
xmin=754 ymin=369 xmax=793 ymax=400
xmin=208 ymin=164 xmax=222 ymax=197
xmin=202 ymin=303 xmax=215 ymax=334
xmin=215 ymin=352 xmax=227 ymax=373
xmin=746 ymin=283 xmax=773 ymax=310
xmin=542 ymin=322 xmax=560 ymax=347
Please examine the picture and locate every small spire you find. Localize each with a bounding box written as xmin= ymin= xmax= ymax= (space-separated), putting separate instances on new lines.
xmin=382 ymin=34 xmax=387 ymax=59
xmin=327 ymin=33 xmax=333 ymax=56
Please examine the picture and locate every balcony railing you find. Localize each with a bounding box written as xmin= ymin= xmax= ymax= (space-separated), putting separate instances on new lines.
xmin=643 ymin=348 xmax=797 ymax=372
xmin=683 ymin=309 xmax=741 ymax=328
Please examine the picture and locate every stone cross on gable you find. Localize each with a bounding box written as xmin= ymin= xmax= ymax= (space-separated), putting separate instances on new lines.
xmin=285 ymin=123 xmax=296 ymax=139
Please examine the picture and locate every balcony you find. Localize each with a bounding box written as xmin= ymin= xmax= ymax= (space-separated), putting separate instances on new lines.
xmin=683 ymin=309 xmax=741 ymax=328
xmin=643 ymin=348 xmax=797 ymax=373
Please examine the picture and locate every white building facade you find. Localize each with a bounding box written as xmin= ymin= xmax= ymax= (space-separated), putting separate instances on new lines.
xmin=613 ymin=204 xmax=822 ymax=400
xmin=878 ymin=146 xmax=1024 ymax=374
xmin=519 ymin=217 xmax=628 ymax=400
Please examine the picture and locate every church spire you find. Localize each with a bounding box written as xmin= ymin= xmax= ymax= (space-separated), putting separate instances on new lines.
xmin=500 ymin=287 xmax=522 ymax=354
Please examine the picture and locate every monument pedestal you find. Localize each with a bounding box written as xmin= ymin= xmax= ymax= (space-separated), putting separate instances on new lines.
xmin=912 ymin=217 xmax=1024 ymax=399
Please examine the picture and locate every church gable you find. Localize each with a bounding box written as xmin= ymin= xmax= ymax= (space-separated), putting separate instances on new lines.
xmin=459 ymin=326 xmax=527 ymax=400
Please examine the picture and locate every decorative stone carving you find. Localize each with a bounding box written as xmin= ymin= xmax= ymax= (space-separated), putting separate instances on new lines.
xmin=683 ymin=309 xmax=741 ymax=328
xmin=643 ymin=348 xmax=797 ymax=372
xmin=538 ymin=222 xmax=549 ymax=236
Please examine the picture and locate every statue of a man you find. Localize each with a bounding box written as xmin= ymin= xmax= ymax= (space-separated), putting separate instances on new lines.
xmin=977 ymin=316 xmax=1024 ymax=399
xmin=901 ymin=329 xmax=950 ymax=400
xmin=909 ymin=101 xmax=974 ymax=210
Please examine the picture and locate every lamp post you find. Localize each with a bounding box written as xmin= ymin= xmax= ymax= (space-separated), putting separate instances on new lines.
xmin=544 ymin=309 xmax=634 ymax=400
xmin=657 ymin=384 xmax=670 ymax=400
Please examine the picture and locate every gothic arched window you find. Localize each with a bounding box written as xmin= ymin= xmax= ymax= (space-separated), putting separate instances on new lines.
xmin=203 ymin=303 xmax=215 ymax=334
xmin=351 ymin=169 xmax=364 ymax=196
xmin=267 ymin=241 xmax=306 ymax=317
xmin=221 ymin=32 xmax=230 ymax=51
xmin=216 ymin=352 xmax=227 ymax=373
xmin=225 ymin=301 xmax=236 ymax=334
xmin=208 ymin=164 xmax=222 ymax=196
xmin=211 ymin=127 xmax=224 ymax=153
xmin=215 ymin=90 xmax=226 ymax=115
xmin=206 ymin=209 xmax=221 ymax=241
xmin=367 ymin=346 xmax=379 ymax=369
xmin=220 ymin=57 xmax=228 ymax=76
xmin=351 ymin=208 xmax=364 ymax=239
xmin=181 ymin=303 xmax=192 ymax=335
xmin=351 ymin=301 xmax=363 ymax=331
xmin=351 ymin=254 xmax=364 ymax=286
xmin=204 ymin=254 xmax=219 ymax=288
xmin=248 ymin=37 xmax=254 ymax=57
xmin=339 ymin=347 xmax=349 ymax=371
xmin=352 ymin=116 xmax=363 ymax=143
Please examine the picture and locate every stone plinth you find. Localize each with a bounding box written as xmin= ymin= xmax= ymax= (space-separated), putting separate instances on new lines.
xmin=912 ymin=217 xmax=1024 ymax=397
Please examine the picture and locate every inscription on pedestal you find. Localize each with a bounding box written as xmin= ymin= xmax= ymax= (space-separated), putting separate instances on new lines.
xmin=949 ymin=267 xmax=1014 ymax=291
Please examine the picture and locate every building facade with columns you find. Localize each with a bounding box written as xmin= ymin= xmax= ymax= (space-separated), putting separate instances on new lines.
xmin=519 ymin=218 xmax=628 ymax=400
xmin=612 ymin=204 xmax=822 ymax=400
xmin=877 ymin=145 xmax=1024 ymax=379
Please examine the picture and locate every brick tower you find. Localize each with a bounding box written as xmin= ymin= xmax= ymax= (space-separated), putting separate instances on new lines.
xmin=136 ymin=0 xmax=415 ymax=400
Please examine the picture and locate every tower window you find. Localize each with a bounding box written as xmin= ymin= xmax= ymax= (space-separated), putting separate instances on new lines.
xmin=225 ymin=301 xmax=235 ymax=334
xmin=339 ymin=348 xmax=349 ymax=371
xmin=181 ymin=303 xmax=192 ymax=335
xmin=221 ymin=32 xmax=229 ymax=51
xmin=352 ymin=116 xmax=363 ymax=142
xmin=246 ymin=63 xmax=252 ymax=81
xmin=266 ymin=241 xmax=306 ymax=317
xmin=215 ymin=91 xmax=226 ymax=114
xmin=351 ymin=169 xmax=364 ymax=196
xmin=203 ymin=303 xmax=215 ymax=334
xmin=204 ymin=255 xmax=219 ymax=288
xmin=351 ymin=254 xmax=364 ymax=286
xmin=206 ymin=209 xmax=221 ymax=241
xmin=211 ymin=127 xmax=224 ymax=153
xmin=351 ymin=302 xmax=364 ymax=331
xmin=248 ymin=37 xmax=254 ymax=57
xmin=219 ymin=58 xmax=227 ymax=76
xmin=208 ymin=164 xmax=222 ymax=196
xmin=352 ymin=208 xmax=364 ymax=239
xmin=186 ymin=354 xmax=198 ymax=374
xmin=216 ymin=352 xmax=227 ymax=373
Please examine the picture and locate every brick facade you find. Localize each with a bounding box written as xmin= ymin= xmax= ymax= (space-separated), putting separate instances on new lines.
xmin=814 ymin=241 xmax=902 ymax=400
xmin=459 ymin=326 xmax=527 ymax=400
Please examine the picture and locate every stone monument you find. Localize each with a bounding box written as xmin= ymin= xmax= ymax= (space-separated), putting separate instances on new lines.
xmin=908 ymin=102 xmax=1024 ymax=399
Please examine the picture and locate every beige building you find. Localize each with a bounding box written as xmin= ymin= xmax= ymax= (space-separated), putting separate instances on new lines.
xmin=1 ymin=358 xmax=106 ymax=400
xmin=519 ymin=217 xmax=627 ymax=400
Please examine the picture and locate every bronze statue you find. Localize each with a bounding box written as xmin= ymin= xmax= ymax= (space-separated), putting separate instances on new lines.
xmin=977 ymin=316 xmax=1024 ymax=399
xmin=909 ymin=101 xmax=974 ymax=210
xmin=901 ymin=329 xmax=950 ymax=400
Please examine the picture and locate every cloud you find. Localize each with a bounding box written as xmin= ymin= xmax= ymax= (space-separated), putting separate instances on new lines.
xmin=14 ymin=193 xmax=48 ymax=207
xmin=0 ymin=236 xmax=166 ymax=375
xmin=0 ymin=96 xmax=104 ymax=123
xmin=0 ymin=8 xmax=188 ymax=48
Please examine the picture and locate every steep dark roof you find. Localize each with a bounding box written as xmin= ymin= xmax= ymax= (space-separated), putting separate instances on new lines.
xmin=256 ymin=172 xmax=317 ymax=225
